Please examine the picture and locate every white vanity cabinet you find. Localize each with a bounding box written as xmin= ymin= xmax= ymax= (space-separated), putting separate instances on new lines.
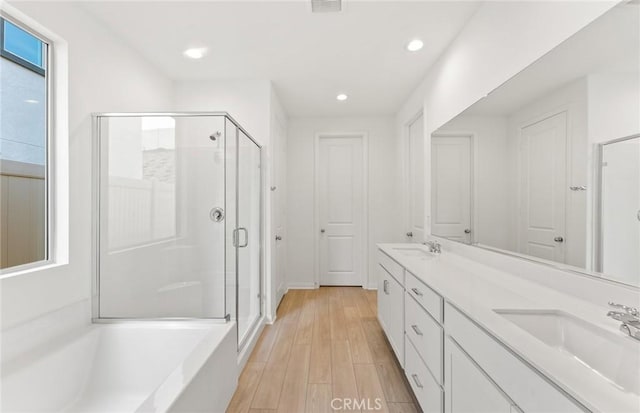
xmin=377 ymin=249 xmax=443 ymax=411
xmin=445 ymin=337 xmax=515 ymax=413
xmin=445 ymin=303 xmax=584 ymax=413
xmin=376 ymin=247 xmax=586 ymax=413
xmin=377 ymin=259 xmax=404 ymax=365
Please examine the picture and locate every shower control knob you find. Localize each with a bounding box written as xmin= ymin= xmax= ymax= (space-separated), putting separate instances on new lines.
xmin=554 ymin=236 xmax=564 ymax=243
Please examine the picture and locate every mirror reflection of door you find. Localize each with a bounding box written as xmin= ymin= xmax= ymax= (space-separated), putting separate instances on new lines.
xmin=518 ymin=112 xmax=567 ymax=263
xmin=407 ymin=114 xmax=425 ymax=243
xmin=431 ymin=135 xmax=472 ymax=244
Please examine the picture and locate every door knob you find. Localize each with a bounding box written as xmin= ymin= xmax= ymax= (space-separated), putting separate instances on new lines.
xmin=320 ymin=229 xmax=325 ymax=234
xmin=275 ymin=235 xmax=282 ymax=241
xmin=464 ymin=228 xmax=471 ymax=234
xmin=554 ymin=236 xmax=564 ymax=243
xmin=209 ymin=207 xmax=225 ymax=222
xmin=406 ymin=232 xmax=413 ymax=237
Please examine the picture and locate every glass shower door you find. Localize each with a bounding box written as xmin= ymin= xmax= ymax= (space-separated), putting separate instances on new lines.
xmin=236 ymin=130 xmax=262 ymax=346
xmin=97 ymin=114 xmax=228 ymax=319
xmin=600 ymin=136 xmax=640 ymax=285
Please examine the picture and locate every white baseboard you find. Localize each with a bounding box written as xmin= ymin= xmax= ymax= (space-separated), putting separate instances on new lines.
xmin=286 ymin=282 xmax=317 ymax=290
xmin=285 ymin=283 xmax=377 ymax=290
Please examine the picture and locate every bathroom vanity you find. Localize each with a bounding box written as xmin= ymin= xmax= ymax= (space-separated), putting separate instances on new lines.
xmin=377 ymin=244 xmax=640 ymax=413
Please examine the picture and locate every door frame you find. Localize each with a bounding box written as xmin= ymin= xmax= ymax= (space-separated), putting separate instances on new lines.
xmin=404 ymin=110 xmax=424 ymax=242
xmin=430 ymin=131 xmax=476 ymax=244
xmin=270 ymin=111 xmax=287 ymax=315
xmin=314 ymin=132 xmax=369 ymax=288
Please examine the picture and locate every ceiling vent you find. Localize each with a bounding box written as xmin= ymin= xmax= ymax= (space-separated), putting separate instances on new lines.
xmin=311 ymin=0 xmax=342 ymax=13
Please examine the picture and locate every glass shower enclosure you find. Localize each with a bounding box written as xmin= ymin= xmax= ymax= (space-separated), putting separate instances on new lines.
xmin=92 ymin=113 xmax=262 ymax=349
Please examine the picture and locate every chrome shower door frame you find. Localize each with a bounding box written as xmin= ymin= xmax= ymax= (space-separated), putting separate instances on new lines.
xmin=91 ymin=112 xmax=263 ymax=326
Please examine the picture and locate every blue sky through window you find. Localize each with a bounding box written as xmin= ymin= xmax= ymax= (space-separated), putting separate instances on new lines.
xmin=3 ymin=20 xmax=43 ymax=68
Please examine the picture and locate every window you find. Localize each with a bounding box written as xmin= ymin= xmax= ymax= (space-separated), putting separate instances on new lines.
xmin=0 ymin=16 xmax=50 ymax=271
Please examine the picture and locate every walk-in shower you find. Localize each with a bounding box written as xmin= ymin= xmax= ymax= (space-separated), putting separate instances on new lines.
xmin=92 ymin=113 xmax=262 ymax=349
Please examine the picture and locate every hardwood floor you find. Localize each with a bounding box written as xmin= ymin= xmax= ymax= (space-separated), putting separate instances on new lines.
xmin=227 ymin=287 xmax=419 ymax=413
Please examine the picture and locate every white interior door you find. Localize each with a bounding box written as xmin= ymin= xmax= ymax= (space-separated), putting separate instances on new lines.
xmin=272 ymin=115 xmax=287 ymax=305
xmin=408 ymin=114 xmax=425 ymax=242
xmin=318 ymin=136 xmax=364 ymax=286
xmin=518 ymin=112 xmax=567 ymax=262
xmin=431 ymin=136 xmax=472 ymax=243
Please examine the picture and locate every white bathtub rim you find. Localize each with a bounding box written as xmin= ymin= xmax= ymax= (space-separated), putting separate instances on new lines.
xmin=1 ymin=323 xmax=100 ymax=378
xmin=2 ymin=321 xmax=220 ymax=377
xmin=136 ymin=321 xmax=236 ymax=413
xmin=2 ymin=321 xmax=235 ymax=413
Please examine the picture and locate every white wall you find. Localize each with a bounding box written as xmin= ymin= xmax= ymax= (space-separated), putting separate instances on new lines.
xmin=1 ymin=2 xmax=174 ymax=330
xmin=588 ymin=73 xmax=640 ymax=143
xmin=173 ymin=79 xmax=271 ymax=144
xmin=287 ymin=116 xmax=401 ymax=289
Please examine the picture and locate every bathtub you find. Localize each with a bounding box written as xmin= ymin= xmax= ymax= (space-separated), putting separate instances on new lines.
xmin=1 ymin=322 xmax=238 ymax=412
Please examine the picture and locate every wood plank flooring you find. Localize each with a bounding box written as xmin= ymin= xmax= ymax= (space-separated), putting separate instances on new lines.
xmin=227 ymin=287 xmax=419 ymax=413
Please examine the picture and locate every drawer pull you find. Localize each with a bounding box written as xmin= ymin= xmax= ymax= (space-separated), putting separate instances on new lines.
xmin=411 ymin=287 xmax=423 ymax=297
xmin=411 ymin=324 xmax=423 ymax=336
xmin=411 ymin=373 xmax=423 ymax=389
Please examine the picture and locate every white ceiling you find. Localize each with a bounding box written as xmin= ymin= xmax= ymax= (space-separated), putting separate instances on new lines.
xmin=464 ymin=3 xmax=640 ymax=117
xmin=79 ymin=1 xmax=480 ymax=117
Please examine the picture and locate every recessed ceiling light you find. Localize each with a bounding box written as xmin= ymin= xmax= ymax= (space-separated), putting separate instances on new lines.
xmin=406 ymin=39 xmax=424 ymax=52
xmin=183 ymin=47 xmax=207 ymax=59
xmin=24 ymin=99 xmax=39 ymax=104
xmin=336 ymin=93 xmax=348 ymax=101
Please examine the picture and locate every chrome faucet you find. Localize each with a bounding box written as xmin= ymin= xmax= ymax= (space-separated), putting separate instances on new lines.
xmin=423 ymin=240 xmax=441 ymax=254
xmin=607 ymin=302 xmax=640 ymax=341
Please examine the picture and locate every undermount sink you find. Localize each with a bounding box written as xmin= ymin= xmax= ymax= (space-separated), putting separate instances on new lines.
xmin=391 ymin=247 xmax=433 ymax=259
xmin=495 ymin=309 xmax=640 ymax=395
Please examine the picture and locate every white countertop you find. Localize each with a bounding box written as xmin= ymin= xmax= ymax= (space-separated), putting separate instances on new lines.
xmin=378 ymin=243 xmax=640 ymax=413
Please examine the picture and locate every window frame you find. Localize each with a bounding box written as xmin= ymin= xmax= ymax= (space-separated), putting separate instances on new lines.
xmin=0 ymin=12 xmax=54 ymax=275
xmin=0 ymin=17 xmax=46 ymax=76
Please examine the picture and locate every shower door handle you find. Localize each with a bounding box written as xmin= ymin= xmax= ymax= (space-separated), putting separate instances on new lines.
xmin=238 ymin=227 xmax=249 ymax=248
xmin=233 ymin=228 xmax=249 ymax=248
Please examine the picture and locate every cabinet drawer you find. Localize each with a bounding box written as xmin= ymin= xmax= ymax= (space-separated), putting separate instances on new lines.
xmin=405 ymin=293 xmax=443 ymax=385
xmin=405 ymin=337 xmax=443 ymax=413
xmin=406 ymin=272 xmax=443 ymax=323
xmin=378 ymin=249 xmax=404 ymax=285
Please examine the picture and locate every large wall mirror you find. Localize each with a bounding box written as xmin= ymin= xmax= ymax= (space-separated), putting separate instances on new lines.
xmin=430 ymin=3 xmax=640 ymax=287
